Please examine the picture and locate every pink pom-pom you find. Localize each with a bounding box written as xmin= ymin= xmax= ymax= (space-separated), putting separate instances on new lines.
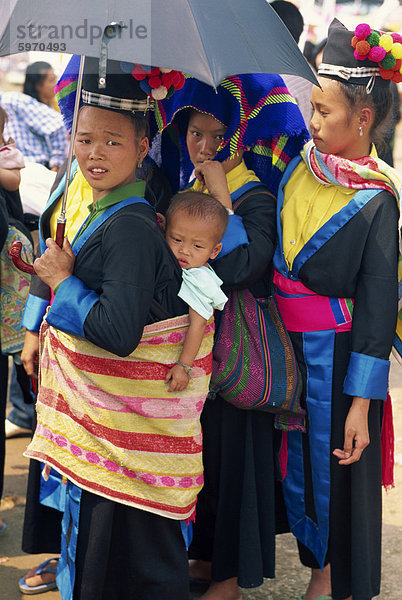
xmin=355 ymin=23 xmax=371 ymax=40
xmin=368 ymin=46 xmax=386 ymax=61
xmin=354 ymin=49 xmax=367 ymax=61
xmin=391 ymin=33 xmax=402 ymax=43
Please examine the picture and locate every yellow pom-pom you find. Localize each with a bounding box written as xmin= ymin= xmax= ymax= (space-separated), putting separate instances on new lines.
xmin=379 ymin=34 xmax=393 ymax=52
xmin=391 ymin=42 xmax=402 ymax=59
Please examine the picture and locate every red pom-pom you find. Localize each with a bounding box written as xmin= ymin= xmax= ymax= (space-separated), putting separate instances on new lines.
xmin=351 ymin=35 xmax=358 ymax=48
xmin=175 ymin=72 xmax=185 ymax=90
xmin=354 ymin=49 xmax=367 ymax=61
xmin=131 ymin=65 xmax=147 ymax=80
xmin=148 ymin=76 xmax=162 ymax=89
xmin=356 ymin=40 xmax=370 ymax=55
xmin=149 ymin=67 xmax=160 ymax=77
xmin=170 ymin=70 xmax=182 ymax=86
xmin=368 ymin=46 xmax=386 ymax=61
xmin=392 ymin=71 xmax=402 ymax=83
xmin=380 ymin=67 xmax=394 ymax=79
xmin=394 ymin=59 xmax=402 ymax=71
xmin=355 ymin=23 xmax=371 ymax=40
xmin=161 ymin=72 xmax=175 ymax=89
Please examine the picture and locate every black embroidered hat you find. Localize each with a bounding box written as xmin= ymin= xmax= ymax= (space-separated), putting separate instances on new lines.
xmin=82 ymin=57 xmax=154 ymax=114
xmin=318 ymin=18 xmax=402 ymax=90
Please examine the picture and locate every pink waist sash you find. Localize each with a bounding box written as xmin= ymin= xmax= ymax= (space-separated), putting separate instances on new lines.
xmin=273 ymin=271 xmax=354 ymax=333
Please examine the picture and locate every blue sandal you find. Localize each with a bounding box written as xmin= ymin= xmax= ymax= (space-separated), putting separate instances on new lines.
xmin=18 ymin=558 xmax=59 ymax=595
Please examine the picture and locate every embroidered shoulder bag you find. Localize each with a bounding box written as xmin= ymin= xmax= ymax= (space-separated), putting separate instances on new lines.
xmin=210 ymin=184 xmax=305 ymax=431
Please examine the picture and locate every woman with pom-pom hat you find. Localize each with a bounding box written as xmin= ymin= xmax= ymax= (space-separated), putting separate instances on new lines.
xmin=273 ymin=18 xmax=401 ymax=600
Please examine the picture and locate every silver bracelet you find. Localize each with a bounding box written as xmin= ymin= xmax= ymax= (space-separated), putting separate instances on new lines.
xmin=176 ymin=360 xmax=192 ymax=376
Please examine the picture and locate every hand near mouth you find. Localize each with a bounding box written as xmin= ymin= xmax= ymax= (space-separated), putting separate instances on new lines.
xmin=194 ymin=161 xmax=232 ymax=209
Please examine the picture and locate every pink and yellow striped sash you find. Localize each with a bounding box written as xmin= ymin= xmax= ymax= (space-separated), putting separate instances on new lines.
xmin=25 ymin=315 xmax=214 ymax=520
xmin=273 ymin=271 xmax=353 ymax=333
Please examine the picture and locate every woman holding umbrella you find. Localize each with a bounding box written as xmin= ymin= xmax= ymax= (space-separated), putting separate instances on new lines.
xmin=154 ymin=73 xmax=308 ymax=599
xmin=22 ymin=58 xmax=214 ymax=600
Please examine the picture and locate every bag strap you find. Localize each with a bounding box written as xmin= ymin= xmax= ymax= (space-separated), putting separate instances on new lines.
xmin=231 ymin=181 xmax=275 ymax=211
xmin=131 ymin=210 xmax=174 ymax=322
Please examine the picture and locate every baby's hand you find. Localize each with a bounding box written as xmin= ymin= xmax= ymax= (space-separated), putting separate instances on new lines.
xmin=164 ymin=364 xmax=190 ymax=392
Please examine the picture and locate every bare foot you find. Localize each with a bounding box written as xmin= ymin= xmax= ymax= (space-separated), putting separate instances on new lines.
xmin=198 ymin=578 xmax=242 ymax=600
xmin=303 ymin=564 xmax=332 ymax=600
xmin=22 ymin=559 xmax=58 ymax=589
xmin=189 ymin=559 xmax=212 ymax=582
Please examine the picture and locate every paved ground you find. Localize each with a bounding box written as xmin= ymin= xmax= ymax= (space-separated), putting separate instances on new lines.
xmin=0 ymin=128 xmax=401 ymax=600
xmin=0 ymin=357 xmax=400 ymax=600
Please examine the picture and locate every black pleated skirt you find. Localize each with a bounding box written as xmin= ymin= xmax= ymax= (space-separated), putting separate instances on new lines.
xmin=22 ymin=407 xmax=62 ymax=555
xmin=189 ymin=396 xmax=284 ymax=588
xmin=22 ymin=456 xmax=62 ymax=554
xmin=73 ymin=490 xmax=189 ymax=600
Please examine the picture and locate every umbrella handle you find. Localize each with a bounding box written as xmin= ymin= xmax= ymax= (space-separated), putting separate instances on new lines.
xmin=55 ymin=220 xmax=66 ymax=248
xmin=10 ymin=219 xmax=66 ymax=275
xmin=10 ymin=241 xmax=35 ymax=274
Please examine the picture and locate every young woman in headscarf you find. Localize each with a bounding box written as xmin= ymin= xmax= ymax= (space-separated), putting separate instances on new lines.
xmin=154 ymin=72 xmax=309 ymax=600
xmin=273 ymin=19 xmax=400 ymax=600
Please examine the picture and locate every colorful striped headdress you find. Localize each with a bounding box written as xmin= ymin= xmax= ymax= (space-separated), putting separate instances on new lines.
xmin=150 ymin=73 xmax=309 ymax=195
xmin=55 ymin=54 xmax=81 ymax=134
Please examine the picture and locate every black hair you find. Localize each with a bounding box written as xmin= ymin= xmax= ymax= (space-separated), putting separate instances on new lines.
xmin=121 ymin=111 xmax=149 ymax=140
xmin=166 ymin=191 xmax=229 ymax=240
xmin=0 ymin=106 xmax=8 ymax=142
xmin=270 ymin=0 xmax=304 ymax=43
xmin=338 ymin=81 xmax=393 ymax=151
xmin=311 ymin=38 xmax=328 ymax=72
xmin=23 ymin=61 xmax=52 ymax=102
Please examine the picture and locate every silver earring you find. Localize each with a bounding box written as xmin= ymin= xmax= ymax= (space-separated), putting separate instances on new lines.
xmin=137 ymin=160 xmax=142 ymax=169
xmin=359 ymin=126 xmax=363 ymax=137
